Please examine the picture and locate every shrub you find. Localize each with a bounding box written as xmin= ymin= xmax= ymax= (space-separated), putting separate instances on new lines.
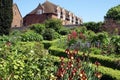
xmin=90 ymin=47 xmax=102 ymax=54
xmin=83 ymin=22 xmax=103 ymax=33
xmin=21 ymin=30 xmax=43 ymax=41
xmin=43 ymin=28 xmax=60 ymax=40
xmin=58 ymin=27 xmax=70 ymax=35
xmin=74 ymin=26 xmax=87 ymax=33
xmin=111 ymin=35 xmax=120 ymax=54
xmin=29 ymin=23 xmax=45 ymax=34
xmin=0 ymin=42 xmax=57 ymax=80
xmin=45 ymin=19 xmax=63 ymax=32
xmin=91 ymin=32 xmax=110 ymax=46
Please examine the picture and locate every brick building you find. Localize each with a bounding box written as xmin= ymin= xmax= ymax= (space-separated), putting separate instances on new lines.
xmin=23 ymin=1 xmax=82 ymax=26
xmin=11 ymin=4 xmax=23 ymax=27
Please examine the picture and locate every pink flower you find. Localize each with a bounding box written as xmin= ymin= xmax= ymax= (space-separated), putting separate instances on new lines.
xmin=71 ymin=30 xmax=77 ymax=39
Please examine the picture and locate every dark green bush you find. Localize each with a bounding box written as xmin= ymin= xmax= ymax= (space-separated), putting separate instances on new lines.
xmin=21 ymin=30 xmax=43 ymax=41
xmin=58 ymin=27 xmax=70 ymax=35
xmin=0 ymin=0 xmax=13 ymax=35
xmin=30 ymin=24 xmax=45 ymax=34
xmin=83 ymin=22 xmax=103 ymax=33
xmin=43 ymin=28 xmax=60 ymax=40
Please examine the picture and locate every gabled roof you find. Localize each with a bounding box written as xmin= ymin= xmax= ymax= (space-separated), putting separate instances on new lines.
xmin=28 ymin=1 xmax=81 ymax=19
xmin=42 ymin=1 xmax=57 ymax=13
xmin=29 ymin=3 xmax=44 ymax=14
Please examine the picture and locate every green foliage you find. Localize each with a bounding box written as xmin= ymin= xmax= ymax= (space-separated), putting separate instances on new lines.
xmin=0 ymin=42 xmax=57 ymax=80
xmin=49 ymin=45 xmax=120 ymax=70
xmin=91 ymin=32 xmax=110 ymax=45
xmin=106 ymin=5 xmax=120 ymax=21
xmin=43 ymin=28 xmax=60 ymax=40
xmin=0 ymin=0 xmax=13 ymax=35
xmin=21 ymin=30 xmax=43 ymax=41
xmin=59 ymin=27 xmax=70 ymax=35
xmin=45 ymin=19 xmax=63 ymax=32
xmin=30 ymin=23 xmax=45 ymax=34
xmin=111 ymin=35 xmax=120 ymax=54
xmin=97 ymin=65 xmax=120 ymax=80
xmin=48 ymin=44 xmax=120 ymax=79
xmin=90 ymin=47 xmax=102 ymax=54
xmin=83 ymin=22 xmax=103 ymax=33
xmin=74 ymin=26 xmax=87 ymax=33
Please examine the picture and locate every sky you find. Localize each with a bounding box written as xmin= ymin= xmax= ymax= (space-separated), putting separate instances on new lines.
xmin=13 ymin=0 xmax=120 ymax=22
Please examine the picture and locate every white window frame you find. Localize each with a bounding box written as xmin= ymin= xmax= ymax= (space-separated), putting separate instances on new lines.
xmin=37 ymin=9 xmax=42 ymax=14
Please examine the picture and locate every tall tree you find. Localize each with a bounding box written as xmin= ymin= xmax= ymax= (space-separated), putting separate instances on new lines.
xmin=105 ymin=5 xmax=120 ymax=21
xmin=0 ymin=0 xmax=13 ymax=35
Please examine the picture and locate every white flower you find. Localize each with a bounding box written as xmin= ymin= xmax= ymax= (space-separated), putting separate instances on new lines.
xmin=0 ymin=48 xmax=2 ymax=51
xmin=30 ymin=50 xmax=34 ymax=53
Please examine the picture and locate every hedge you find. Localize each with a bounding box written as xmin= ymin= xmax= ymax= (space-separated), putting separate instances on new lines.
xmin=98 ymin=65 xmax=120 ymax=80
xmin=48 ymin=49 xmax=120 ymax=80
xmin=42 ymin=39 xmax=58 ymax=49
xmin=49 ymin=45 xmax=120 ymax=70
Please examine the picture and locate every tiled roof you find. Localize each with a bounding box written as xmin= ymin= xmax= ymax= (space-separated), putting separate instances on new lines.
xmin=42 ymin=1 xmax=57 ymax=13
xmin=29 ymin=1 xmax=81 ymax=19
xmin=29 ymin=3 xmax=44 ymax=14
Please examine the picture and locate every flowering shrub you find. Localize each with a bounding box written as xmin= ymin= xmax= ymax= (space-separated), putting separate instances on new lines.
xmin=0 ymin=42 xmax=57 ymax=80
xmin=54 ymin=31 xmax=102 ymax=80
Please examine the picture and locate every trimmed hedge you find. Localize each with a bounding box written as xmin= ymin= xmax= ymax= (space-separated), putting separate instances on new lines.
xmin=49 ymin=46 xmax=67 ymax=57
xmin=42 ymin=39 xmax=60 ymax=49
xmin=48 ymin=48 xmax=120 ymax=80
xmin=49 ymin=45 xmax=120 ymax=70
xmin=98 ymin=65 xmax=120 ymax=80
xmin=42 ymin=41 xmax=54 ymax=49
xmin=89 ymin=54 xmax=120 ymax=70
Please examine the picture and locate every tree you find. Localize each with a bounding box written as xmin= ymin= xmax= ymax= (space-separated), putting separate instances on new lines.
xmin=83 ymin=22 xmax=103 ymax=33
xmin=0 ymin=0 xmax=13 ymax=35
xmin=105 ymin=5 xmax=120 ymax=21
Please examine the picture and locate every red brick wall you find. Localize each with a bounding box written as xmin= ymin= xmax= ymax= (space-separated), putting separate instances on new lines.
xmin=11 ymin=4 xmax=23 ymax=27
xmin=23 ymin=14 xmax=46 ymax=26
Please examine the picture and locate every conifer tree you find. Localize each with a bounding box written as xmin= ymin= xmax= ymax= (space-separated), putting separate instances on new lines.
xmin=0 ymin=0 xmax=13 ymax=35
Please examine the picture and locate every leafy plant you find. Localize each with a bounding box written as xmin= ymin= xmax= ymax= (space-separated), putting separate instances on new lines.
xmin=111 ymin=35 xmax=120 ymax=54
xmin=21 ymin=30 xmax=43 ymax=41
xmin=53 ymin=31 xmax=102 ymax=80
xmin=30 ymin=23 xmax=45 ymax=34
xmin=45 ymin=19 xmax=63 ymax=32
xmin=43 ymin=28 xmax=60 ymax=40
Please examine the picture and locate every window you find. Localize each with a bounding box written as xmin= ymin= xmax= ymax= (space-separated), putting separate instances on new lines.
xmin=69 ymin=16 xmax=72 ymax=23
xmin=37 ymin=9 xmax=42 ymax=14
xmin=58 ymin=12 xmax=60 ymax=19
xmin=63 ymin=14 xmax=65 ymax=20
